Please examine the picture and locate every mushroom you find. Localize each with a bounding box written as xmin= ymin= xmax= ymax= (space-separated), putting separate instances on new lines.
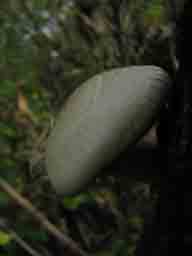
xmin=45 ymin=65 xmax=171 ymax=195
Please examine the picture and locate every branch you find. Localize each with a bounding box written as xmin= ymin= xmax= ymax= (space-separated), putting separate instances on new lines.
xmin=0 ymin=177 xmax=88 ymax=256
xmin=11 ymin=230 xmax=43 ymax=256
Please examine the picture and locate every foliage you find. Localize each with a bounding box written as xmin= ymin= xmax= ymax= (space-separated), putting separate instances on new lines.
xmin=31 ymin=0 xmax=173 ymax=109
xmin=0 ymin=0 xmax=174 ymax=256
xmin=0 ymin=232 xmax=12 ymax=247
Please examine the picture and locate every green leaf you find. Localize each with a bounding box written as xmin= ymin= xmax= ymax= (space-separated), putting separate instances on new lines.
xmin=24 ymin=230 xmax=48 ymax=242
xmin=0 ymin=80 xmax=16 ymax=98
xmin=0 ymin=122 xmax=17 ymax=139
xmin=0 ymin=158 xmax=15 ymax=170
xmin=0 ymin=231 xmax=12 ymax=246
xmin=112 ymin=240 xmax=128 ymax=256
xmin=16 ymin=227 xmax=48 ymax=243
xmin=127 ymin=216 xmax=143 ymax=230
xmin=63 ymin=193 xmax=93 ymax=210
xmin=0 ymin=192 xmax=10 ymax=207
xmin=0 ymin=168 xmax=19 ymax=188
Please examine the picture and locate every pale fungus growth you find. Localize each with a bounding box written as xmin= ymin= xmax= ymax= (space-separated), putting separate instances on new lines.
xmin=46 ymin=66 xmax=171 ymax=195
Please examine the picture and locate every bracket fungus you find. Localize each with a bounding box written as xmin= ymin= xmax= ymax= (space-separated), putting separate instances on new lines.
xmin=45 ymin=66 xmax=171 ymax=195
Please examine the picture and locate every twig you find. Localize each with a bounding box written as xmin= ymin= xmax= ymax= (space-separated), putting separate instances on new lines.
xmin=0 ymin=177 xmax=88 ymax=256
xmin=11 ymin=230 xmax=44 ymax=256
xmin=0 ymin=219 xmax=43 ymax=256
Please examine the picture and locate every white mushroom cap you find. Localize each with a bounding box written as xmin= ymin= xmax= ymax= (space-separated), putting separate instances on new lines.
xmin=45 ymin=66 xmax=171 ymax=195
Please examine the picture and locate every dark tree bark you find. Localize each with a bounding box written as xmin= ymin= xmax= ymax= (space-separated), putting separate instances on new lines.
xmin=136 ymin=1 xmax=191 ymax=255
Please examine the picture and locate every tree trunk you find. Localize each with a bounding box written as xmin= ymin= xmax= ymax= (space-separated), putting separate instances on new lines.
xmin=136 ymin=1 xmax=191 ymax=254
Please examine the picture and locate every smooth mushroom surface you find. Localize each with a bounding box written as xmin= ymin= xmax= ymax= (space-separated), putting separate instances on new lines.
xmin=45 ymin=65 xmax=171 ymax=195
